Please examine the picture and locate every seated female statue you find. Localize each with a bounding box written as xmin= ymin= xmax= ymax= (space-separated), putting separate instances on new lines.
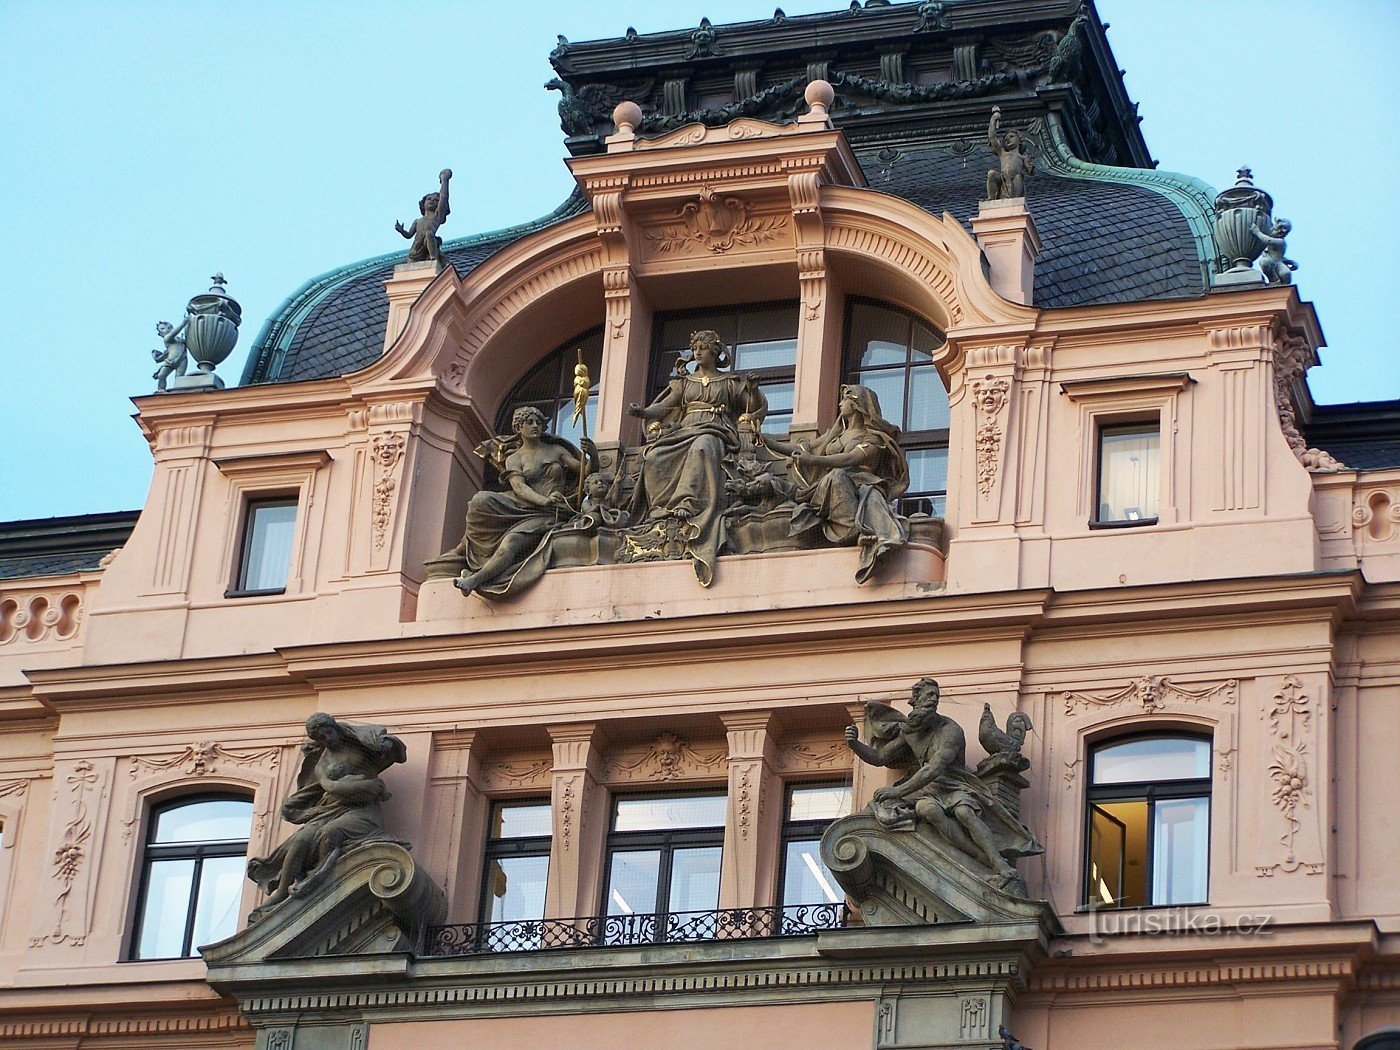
xmin=447 ymin=405 xmax=596 ymax=598
xmin=626 ymin=329 xmax=766 ymax=586
xmin=761 ymin=384 xmax=909 ymax=583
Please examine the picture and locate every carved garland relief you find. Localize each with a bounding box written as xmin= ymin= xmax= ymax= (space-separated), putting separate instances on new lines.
xmin=602 ymin=732 xmax=726 ymax=784
xmin=971 ymin=374 xmax=1010 ymax=496
xmin=123 ymin=742 xmax=283 ymax=842
xmin=1256 ymin=675 xmax=1324 ymax=877
xmin=370 ymin=431 xmax=407 ymax=549
xmin=1061 ymin=675 xmax=1238 ymax=716
xmin=645 ymin=186 xmax=787 ymax=256
xmin=31 ymin=761 xmax=100 ymax=948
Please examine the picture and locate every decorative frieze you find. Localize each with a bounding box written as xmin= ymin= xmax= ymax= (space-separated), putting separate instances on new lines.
xmin=1061 ymin=675 xmax=1238 ymax=716
xmin=0 ymin=590 xmax=82 ymax=645
xmin=644 ymin=187 xmax=787 ymax=256
xmin=602 ymin=732 xmax=726 ymax=784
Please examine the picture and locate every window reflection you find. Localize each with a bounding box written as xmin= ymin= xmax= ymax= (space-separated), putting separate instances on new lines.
xmin=841 ymin=299 xmax=948 ymax=516
xmin=481 ymin=800 xmax=551 ymax=928
xmin=779 ymin=783 xmax=852 ymax=922
xmin=495 ymin=328 xmax=604 ymax=449
xmin=132 ymin=796 xmax=252 ymax=960
xmin=1085 ymin=736 xmax=1210 ymax=909
xmin=236 ymin=500 xmax=297 ymax=593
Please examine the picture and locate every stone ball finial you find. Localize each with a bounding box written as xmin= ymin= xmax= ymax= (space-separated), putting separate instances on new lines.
xmin=613 ymin=100 xmax=643 ymax=134
xmin=805 ymin=79 xmax=835 ymax=118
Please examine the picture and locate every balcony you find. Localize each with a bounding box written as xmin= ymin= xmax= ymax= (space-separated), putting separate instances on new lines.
xmin=422 ymin=903 xmax=849 ymax=957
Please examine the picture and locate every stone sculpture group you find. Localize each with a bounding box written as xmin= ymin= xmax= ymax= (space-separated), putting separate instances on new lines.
xmin=429 ymin=328 xmax=939 ymax=597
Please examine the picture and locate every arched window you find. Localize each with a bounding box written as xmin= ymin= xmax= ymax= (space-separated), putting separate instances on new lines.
xmin=649 ymin=302 xmax=799 ymax=434
xmin=841 ymin=299 xmax=949 ymax=516
xmin=131 ymin=794 xmax=253 ymax=960
xmin=1085 ymin=735 xmax=1211 ymax=909
xmin=495 ymin=327 xmax=604 ymax=446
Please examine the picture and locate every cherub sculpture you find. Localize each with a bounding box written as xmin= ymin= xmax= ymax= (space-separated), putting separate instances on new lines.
xmin=844 ymin=678 xmax=1043 ymax=892
xmin=579 ymin=471 xmax=630 ymax=528
xmin=395 ymin=168 xmax=453 ymax=265
xmin=986 ymin=105 xmax=1034 ymax=200
xmin=1252 ymin=218 xmax=1298 ymax=285
xmin=151 ymin=319 xmax=189 ymax=392
xmin=246 ymin=713 xmax=407 ymax=922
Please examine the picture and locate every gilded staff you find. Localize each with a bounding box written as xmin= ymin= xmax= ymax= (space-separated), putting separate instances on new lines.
xmin=572 ymin=349 xmax=591 ymax=509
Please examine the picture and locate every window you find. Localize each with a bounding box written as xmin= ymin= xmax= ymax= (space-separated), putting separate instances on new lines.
xmin=479 ymin=800 xmax=551 ymax=927
xmin=778 ymin=782 xmax=851 ymax=923
xmin=1085 ymin=735 xmax=1210 ymax=909
xmin=603 ymin=792 xmax=726 ymax=943
xmin=650 ymin=302 xmax=798 ymax=434
xmin=232 ymin=498 xmax=298 ymax=594
xmin=1095 ymin=422 xmax=1161 ymax=526
xmin=495 ymin=327 xmax=603 ymax=446
xmin=841 ymin=299 xmax=949 ymax=516
xmin=132 ymin=795 xmax=252 ymax=959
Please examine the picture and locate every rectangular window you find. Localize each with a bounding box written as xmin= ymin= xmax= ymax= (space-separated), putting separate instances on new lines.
xmin=1085 ymin=736 xmax=1210 ymax=909
xmin=479 ymin=801 xmax=551 ymax=927
xmin=779 ymin=782 xmax=851 ymax=929
xmin=602 ymin=791 xmax=726 ymax=945
xmin=232 ymin=498 xmax=298 ymax=595
xmin=1095 ymin=423 xmax=1160 ymax=526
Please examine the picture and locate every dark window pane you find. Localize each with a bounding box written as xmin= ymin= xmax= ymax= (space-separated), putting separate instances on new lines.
xmin=1092 ymin=737 xmax=1210 ymax=785
xmin=906 ymin=447 xmax=949 ymax=497
xmin=847 ymin=301 xmax=910 ymax=367
xmin=857 ymin=370 xmax=905 ymax=427
xmin=667 ymin=846 xmax=722 ymax=912
xmin=1088 ymin=801 xmax=1145 ymax=908
xmin=782 ymin=839 xmax=844 ymax=905
xmin=1097 ymin=424 xmax=1160 ymax=523
xmin=735 ymin=304 xmax=800 ymax=345
xmin=606 ymin=850 xmax=660 ymax=915
xmin=240 ymin=501 xmax=296 ymax=591
xmin=485 ymin=854 xmax=550 ymax=922
xmin=907 ymin=366 xmax=950 ymax=432
xmin=189 ymin=854 xmax=245 ymax=949
xmin=490 ymin=802 xmax=552 ymax=840
xmin=1153 ymin=797 xmax=1209 ymax=904
xmin=787 ymin=785 xmax=852 ymax=822
xmin=151 ymin=798 xmax=253 ymax=844
xmin=613 ymin=794 xmax=727 ymax=832
xmin=135 ymin=859 xmax=195 ymax=959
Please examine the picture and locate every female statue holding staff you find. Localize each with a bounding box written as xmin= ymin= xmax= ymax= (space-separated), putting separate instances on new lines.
xmin=449 ymin=405 xmax=596 ymax=598
xmin=761 ymin=384 xmax=909 ymax=583
xmin=626 ymin=329 xmax=767 ymax=586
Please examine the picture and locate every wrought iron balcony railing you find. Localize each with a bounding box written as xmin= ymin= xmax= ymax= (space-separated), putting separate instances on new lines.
xmin=423 ymin=902 xmax=848 ymax=957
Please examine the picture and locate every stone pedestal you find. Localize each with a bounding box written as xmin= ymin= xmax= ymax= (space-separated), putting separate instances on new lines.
xmin=384 ymin=260 xmax=442 ymax=352
xmin=970 ymin=198 xmax=1040 ymax=306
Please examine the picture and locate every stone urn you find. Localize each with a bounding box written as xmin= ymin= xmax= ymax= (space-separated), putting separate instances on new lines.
xmin=1212 ymin=168 xmax=1273 ymax=286
xmin=179 ymin=273 xmax=243 ymax=389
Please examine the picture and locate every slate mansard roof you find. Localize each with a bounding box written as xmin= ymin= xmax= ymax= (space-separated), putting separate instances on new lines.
xmin=241 ymin=0 xmax=1215 ymax=387
xmin=0 ymin=512 xmax=140 ymax=582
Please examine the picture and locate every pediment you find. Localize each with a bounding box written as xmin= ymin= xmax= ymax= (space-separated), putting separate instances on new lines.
xmin=201 ymin=842 xmax=445 ymax=969
xmin=821 ymin=812 xmax=1056 ymax=928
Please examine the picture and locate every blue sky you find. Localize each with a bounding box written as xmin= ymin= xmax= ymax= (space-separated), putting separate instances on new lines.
xmin=1 ymin=0 xmax=1395 ymax=520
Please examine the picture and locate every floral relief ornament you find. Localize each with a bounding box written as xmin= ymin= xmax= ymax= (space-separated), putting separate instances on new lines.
xmin=1257 ymin=675 xmax=1324 ymax=877
xmin=1061 ymin=675 xmax=1238 ymax=715
xmin=646 ymin=186 xmax=787 ymax=255
xmin=32 ymin=761 xmax=99 ymax=947
xmin=971 ymin=375 xmax=1009 ymax=496
xmin=371 ymin=430 xmax=407 ymax=549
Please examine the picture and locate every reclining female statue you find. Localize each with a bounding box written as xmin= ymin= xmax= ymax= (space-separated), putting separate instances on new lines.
xmin=446 ymin=405 xmax=596 ymax=598
xmin=761 ymin=383 xmax=909 ymax=583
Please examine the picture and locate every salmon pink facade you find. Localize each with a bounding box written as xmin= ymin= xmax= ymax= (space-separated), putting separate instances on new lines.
xmin=2 ymin=3 xmax=1399 ymax=1048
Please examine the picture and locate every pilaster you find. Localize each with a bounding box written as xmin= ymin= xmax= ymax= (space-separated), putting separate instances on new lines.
xmin=418 ymin=730 xmax=489 ymax=923
xmin=719 ymin=712 xmax=782 ymax=909
xmin=970 ymin=198 xmax=1040 ymax=306
xmin=383 ymin=262 xmax=441 ymax=353
xmin=544 ymin=724 xmax=607 ymax=920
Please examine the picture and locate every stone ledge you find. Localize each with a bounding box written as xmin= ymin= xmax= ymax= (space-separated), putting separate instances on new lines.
xmin=416 ymin=543 xmax=945 ymax=630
